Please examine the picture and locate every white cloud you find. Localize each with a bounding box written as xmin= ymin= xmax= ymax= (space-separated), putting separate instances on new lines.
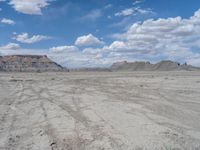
xmin=0 ymin=43 xmax=20 ymax=50
xmin=47 ymin=9 xmax=200 ymax=67
xmin=115 ymin=8 xmax=135 ymax=17
xmin=107 ymin=41 xmax=127 ymax=51
xmin=106 ymin=9 xmax=200 ymax=66
xmin=83 ymin=47 xmax=103 ymax=59
xmin=0 ymin=48 xmax=48 ymax=56
xmin=1 ymin=18 xmax=15 ymax=25
xmin=5 ymin=8 xmax=198 ymax=68
xmin=49 ymin=45 xmax=79 ymax=53
xmin=81 ymin=9 xmax=102 ymax=21
xmin=48 ymin=45 xmax=88 ymax=68
xmin=133 ymin=0 xmax=144 ymax=5
xmin=75 ymin=34 xmax=104 ymax=46
xmin=48 ymin=44 xmax=108 ymax=68
xmin=52 ymin=9 xmax=200 ymax=67
xmin=186 ymin=55 xmax=200 ymax=67
xmin=115 ymin=7 xmax=153 ymax=17
xmin=104 ymin=4 xmax=112 ymax=9
xmin=13 ymin=33 xmax=50 ymax=44
xmin=8 ymin=0 xmax=53 ymax=15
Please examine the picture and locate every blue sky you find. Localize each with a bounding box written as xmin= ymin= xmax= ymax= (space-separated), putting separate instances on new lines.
xmin=0 ymin=0 xmax=200 ymax=68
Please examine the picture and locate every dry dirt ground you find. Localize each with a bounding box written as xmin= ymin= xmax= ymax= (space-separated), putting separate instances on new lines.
xmin=0 ymin=72 xmax=200 ymax=150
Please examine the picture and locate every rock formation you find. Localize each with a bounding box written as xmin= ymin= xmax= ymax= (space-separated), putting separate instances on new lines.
xmin=0 ymin=55 xmax=66 ymax=72
xmin=111 ymin=60 xmax=200 ymax=71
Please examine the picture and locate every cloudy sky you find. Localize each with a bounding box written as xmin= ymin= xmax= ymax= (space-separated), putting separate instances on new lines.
xmin=0 ymin=0 xmax=200 ymax=68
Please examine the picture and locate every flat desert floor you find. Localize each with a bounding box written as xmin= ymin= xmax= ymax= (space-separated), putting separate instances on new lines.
xmin=0 ymin=72 xmax=200 ymax=150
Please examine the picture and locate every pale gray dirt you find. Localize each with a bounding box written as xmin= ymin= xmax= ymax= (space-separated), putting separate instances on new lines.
xmin=0 ymin=72 xmax=200 ymax=150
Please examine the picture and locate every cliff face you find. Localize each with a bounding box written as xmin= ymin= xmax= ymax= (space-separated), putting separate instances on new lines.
xmin=111 ymin=60 xmax=200 ymax=71
xmin=0 ymin=55 xmax=65 ymax=72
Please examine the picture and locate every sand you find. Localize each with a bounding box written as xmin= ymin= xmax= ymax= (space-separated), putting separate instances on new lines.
xmin=0 ymin=71 xmax=200 ymax=150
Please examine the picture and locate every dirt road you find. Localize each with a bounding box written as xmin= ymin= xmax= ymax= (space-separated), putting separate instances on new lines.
xmin=0 ymin=72 xmax=200 ymax=150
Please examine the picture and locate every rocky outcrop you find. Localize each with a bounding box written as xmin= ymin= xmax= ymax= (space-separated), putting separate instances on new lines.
xmin=0 ymin=55 xmax=66 ymax=72
xmin=111 ymin=60 xmax=200 ymax=71
xmin=111 ymin=61 xmax=153 ymax=71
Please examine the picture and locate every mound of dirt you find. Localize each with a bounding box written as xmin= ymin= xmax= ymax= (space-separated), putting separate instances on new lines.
xmin=0 ymin=55 xmax=66 ymax=72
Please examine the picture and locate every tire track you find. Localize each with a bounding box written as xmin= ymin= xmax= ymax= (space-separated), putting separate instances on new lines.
xmin=36 ymin=82 xmax=126 ymax=150
xmin=2 ymin=81 xmax=26 ymax=150
xmin=28 ymin=82 xmax=70 ymax=150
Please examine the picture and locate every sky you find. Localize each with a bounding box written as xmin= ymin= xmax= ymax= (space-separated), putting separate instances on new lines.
xmin=0 ymin=0 xmax=200 ymax=68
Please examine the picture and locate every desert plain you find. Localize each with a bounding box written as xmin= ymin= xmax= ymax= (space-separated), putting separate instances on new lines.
xmin=0 ymin=71 xmax=200 ymax=150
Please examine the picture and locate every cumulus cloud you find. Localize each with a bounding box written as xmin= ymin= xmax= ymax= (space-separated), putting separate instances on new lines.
xmin=107 ymin=41 xmax=127 ymax=51
xmin=1 ymin=18 xmax=15 ymax=25
xmin=8 ymin=0 xmax=53 ymax=15
xmin=107 ymin=9 xmax=200 ymax=66
xmin=115 ymin=7 xmax=153 ymax=17
xmin=48 ymin=9 xmax=200 ymax=67
xmin=0 ymin=43 xmax=20 ymax=50
xmin=75 ymin=34 xmax=104 ymax=46
xmin=48 ymin=44 xmax=108 ymax=68
xmin=49 ymin=45 xmax=89 ymax=68
xmin=49 ymin=45 xmax=79 ymax=53
xmin=13 ymin=33 xmax=50 ymax=44
xmin=82 ymin=47 xmax=104 ymax=59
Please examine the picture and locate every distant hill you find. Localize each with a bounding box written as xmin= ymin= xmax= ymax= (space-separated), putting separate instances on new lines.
xmin=0 ymin=55 xmax=66 ymax=72
xmin=1 ymin=56 xmax=199 ymax=72
xmin=111 ymin=60 xmax=200 ymax=71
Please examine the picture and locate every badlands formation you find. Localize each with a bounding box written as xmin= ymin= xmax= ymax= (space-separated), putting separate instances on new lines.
xmin=0 ymin=55 xmax=200 ymax=72
xmin=0 ymin=55 xmax=65 ymax=72
xmin=111 ymin=60 xmax=200 ymax=71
